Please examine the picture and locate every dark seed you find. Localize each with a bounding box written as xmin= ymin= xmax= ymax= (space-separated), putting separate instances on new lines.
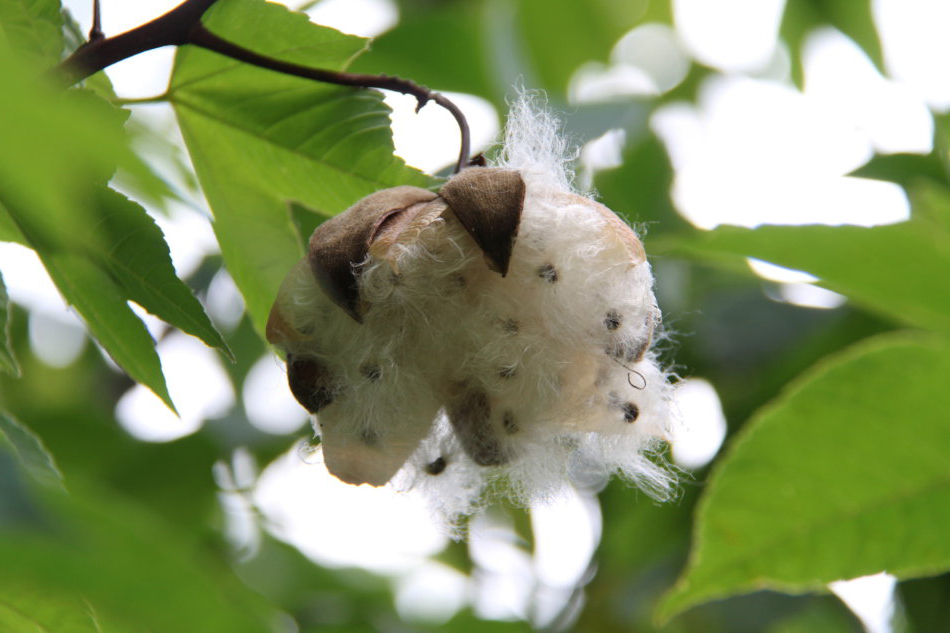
xmin=453 ymin=274 xmax=467 ymax=288
xmin=360 ymin=364 xmax=382 ymax=382
xmin=502 ymin=411 xmax=518 ymax=435
xmin=606 ymin=338 xmax=650 ymax=364
xmin=446 ymin=384 xmax=506 ymax=466
xmin=361 ymin=428 xmax=379 ymax=445
xmin=502 ymin=319 xmax=519 ymax=334
xmin=621 ymin=402 xmax=640 ymax=423
xmin=604 ymin=310 xmax=622 ymax=331
xmin=498 ymin=366 xmax=517 ymax=379
xmin=287 ymin=354 xmax=335 ymax=414
xmin=537 ymin=263 xmax=558 ymax=283
xmin=425 ymin=457 xmax=447 ymax=475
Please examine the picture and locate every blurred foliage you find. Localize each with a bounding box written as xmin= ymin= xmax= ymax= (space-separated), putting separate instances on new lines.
xmin=1 ymin=0 xmax=948 ymax=631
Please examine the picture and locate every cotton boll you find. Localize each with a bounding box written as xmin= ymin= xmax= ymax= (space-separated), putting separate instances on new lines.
xmin=267 ymin=92 xmax=678 ymax=525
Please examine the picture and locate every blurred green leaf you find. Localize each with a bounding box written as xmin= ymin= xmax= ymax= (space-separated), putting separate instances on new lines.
xmin=0 ymin=579 xmax=145 ymax=633
xmin=359 ymin=0 xmax=650 ymax=104
xmin=170 ymin=0 xmax=433 ymax=335
xmin=515 ymin=0 xmax=647 ymax=93
xmin=0 ymin=204 xmax=25 ymax=243
xmin=0 ymin=411 xmax=61 ymax=490
xmin=0 ymin=584 xmax=99 ymax=633
xmin=659 ymin=333 xmax=950 ymax=620
xmin=900 ymin=573 xmax=950 ymax=633
xmin=781 ymin=0 xmax=884 ymax=88
xmin=765 ymin=597 xmax=859 ymax=633
xmin=658 ymin=209 xmax=950 ymax=334
xmin=0 ymin=273 xmax=17 ymax=376
xmin=351 ymin=0 xmax=498 ymax=103
xmin=596 ymin=129 xmax=687 ymax=232
xmin=0 ymin=478 xmax=274 ymax=633
xmin=0 ymin=0 xmax=63 ymax=68
xmin=92 ymin=188 xmax=229 ymax=357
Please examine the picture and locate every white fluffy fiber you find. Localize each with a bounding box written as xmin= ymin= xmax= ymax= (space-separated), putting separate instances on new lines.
xmin=272 ymin=93 xmax=678 ymax=528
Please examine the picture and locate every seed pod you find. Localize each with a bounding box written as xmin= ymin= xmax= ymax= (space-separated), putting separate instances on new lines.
xmin=266 ymin=96 xmax=677 ymax=515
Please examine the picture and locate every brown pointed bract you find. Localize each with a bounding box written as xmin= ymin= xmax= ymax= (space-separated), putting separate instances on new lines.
xmin=307 ymin=186 xmax=439 ymax=321
xmin=439 ymin=168 xmax=526 ymax=276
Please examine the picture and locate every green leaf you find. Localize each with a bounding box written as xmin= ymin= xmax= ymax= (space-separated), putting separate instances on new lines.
xmin=0 ymin=202 xmax=26 ymax=243
xmin=515 ymin=0 xmax=647 ymax=93
xmin=658 ymin=333 xmax=950 ymax=620
xmin=41 ymin=253 xmax=175 ymax=411
xmin=765 ymin=598 xmax=859 ymax=633
xmin=900 ymin=574 xmax=950 ymax=633
xmin=93 ymin=188 xmax=229 ymax=357
xmin=0 ymin=78 xmax=128 ymax=256
xmin=0 ymin=582 xmax=113 ymax=633
xmin=0 ymin=272 xmax=18 ymax=376
xmin=781 ymin=0 xmax=885 ymax=88
xmin=659 ymin=211 xmax=950 ymax=335
xmin=170 ymin=0 xmax=433 ymax=334
xmin=0 ymin=45 xmax=205 ymax=407
xmin=0 ymin=479 xmax=274 ymax=633
xmin=0 ymin=0 xmax=63 ymax=68
xmin=0 ymin=411 xmax=62 ymax=490
xmin=351 ymin=0 xmax=498 ymax=103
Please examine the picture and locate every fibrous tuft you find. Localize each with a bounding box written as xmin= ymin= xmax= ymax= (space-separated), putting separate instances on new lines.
xmin=267 ymin=93 xmax=678 ymax=527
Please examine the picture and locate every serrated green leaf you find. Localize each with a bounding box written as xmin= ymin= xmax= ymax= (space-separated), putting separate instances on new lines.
xmin=169 ymin=0 xmax=433 ymax=334
xmin=41 ymin=252 xmax=175 ymax=412
xmin=0 ymin=271 xmax=18 ymax=376
xmin=659 ymin=211 xmax=950 ymax=335
xmin=0 ymin=44 xmax=196 ymax=409
xmin=0 ymin=411 xmax=61 ymax=490
xmin=659 ymin=333 xmax=950 ymax=621
xmin=93 ymin=188 xmax=230 ymax=357
xmin=0 ymin=0 xmax=63 ymax=68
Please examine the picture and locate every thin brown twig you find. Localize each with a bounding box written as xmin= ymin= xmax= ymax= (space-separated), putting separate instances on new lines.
xmin=56 ymin=0 xmax=471 ymax=172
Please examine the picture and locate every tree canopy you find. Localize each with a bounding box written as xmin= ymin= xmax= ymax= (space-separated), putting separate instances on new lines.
xmin=1 ymin=0 xmax=949 ymax=631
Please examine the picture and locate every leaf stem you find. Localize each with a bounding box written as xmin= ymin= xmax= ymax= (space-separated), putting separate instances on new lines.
xmin=57 ymin=0 xmax=471 ymax=173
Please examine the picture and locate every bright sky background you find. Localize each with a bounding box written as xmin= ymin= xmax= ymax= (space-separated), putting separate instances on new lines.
xmin=6 ymin=0 xmax=947 ymax=628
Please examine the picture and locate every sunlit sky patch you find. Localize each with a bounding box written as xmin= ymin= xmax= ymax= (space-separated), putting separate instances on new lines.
xmin=115 ymin=331 xmax=234 ymax=442
xmin=873 ymin=0 xmax=950 ymax=111
xmin=242 ymin=354 xmax=309 ymax=435
xmin=674 ymin=0 xmax=787 ymax=73
xmin=254 ymin=446 xmax=448 ymax=573
xmin=830 ymin=572 xmax=898 ymax=633
xmin=670 ymin=378 xmax=727 ymax=470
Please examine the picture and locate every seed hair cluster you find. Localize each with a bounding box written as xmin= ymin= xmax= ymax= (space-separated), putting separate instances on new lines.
xmin=267 ymin=96 xmax=677 ymax=524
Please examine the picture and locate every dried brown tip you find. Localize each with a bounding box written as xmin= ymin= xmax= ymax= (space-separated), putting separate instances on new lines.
xmin=439 ymin=168 xmax=525 ymax=276
xmin=308 ymin=186 xmax=439 ymax=321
